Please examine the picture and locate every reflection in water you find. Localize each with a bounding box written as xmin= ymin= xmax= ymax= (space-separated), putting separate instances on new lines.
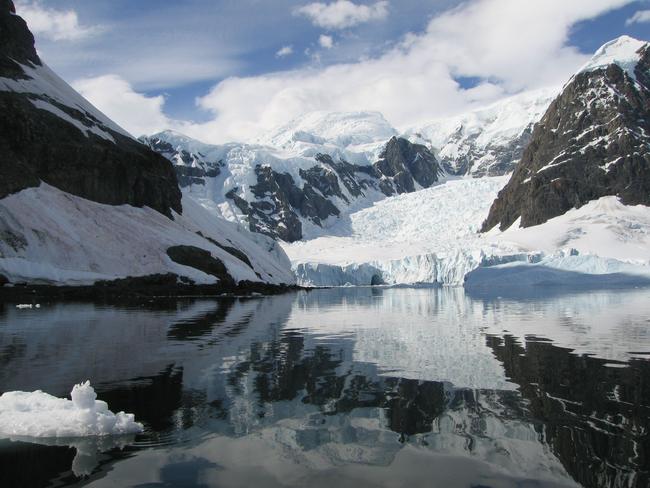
xmin=488 ymin=335 xmax=650 ymax=488
xmin=0 ymin=288 xmax=648 ymax=487
xmin=6 ymin=435 xmax=136 ymax=477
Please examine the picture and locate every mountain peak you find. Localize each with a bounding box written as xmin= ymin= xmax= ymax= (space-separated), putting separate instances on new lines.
xmin=259 ymin=110 xmax=397 ymax=150
xmin=578 ymin=35 xmax=648 ymax=80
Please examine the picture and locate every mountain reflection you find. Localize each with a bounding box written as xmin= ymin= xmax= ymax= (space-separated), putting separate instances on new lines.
xmin=488 ymin=335 xmax=650 ymax=488
xmin=0 ymin=288 xmax=648 ymax=487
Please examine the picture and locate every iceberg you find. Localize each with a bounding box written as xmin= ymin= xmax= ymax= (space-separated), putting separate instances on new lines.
xmin=0 ymin=381 xmax=143 ymax=438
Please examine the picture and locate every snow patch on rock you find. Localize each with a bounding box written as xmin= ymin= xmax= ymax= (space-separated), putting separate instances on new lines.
xmin=0 ymin=62 xmax=132 ymax=140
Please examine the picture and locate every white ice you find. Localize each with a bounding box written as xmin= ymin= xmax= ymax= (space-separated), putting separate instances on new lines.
xmin=285 ymin=176 xmax=650 ymax=287
xmin=0 ymin=381 xmax=143 ymax=438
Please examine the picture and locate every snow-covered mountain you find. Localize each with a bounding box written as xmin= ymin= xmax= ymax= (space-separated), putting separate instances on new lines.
xmin=286 ymin=36 xmax=650 ymax=288
xmin=140 ymin=35 xmax=650 ymax=290
xmin=405 ymin=88 xmax=557 ymax=177
xmin=256 ymin=110 xmax=397 ymax=160
xmin=483 ymin=36 xmax=650 ymax=231
xmin=141 ymin=124 xmax=443 ymax=242
xmin=0 ymin=4 xmax=294 ymax=288
xmin=141 ymin=91 xmax=559 ymax=243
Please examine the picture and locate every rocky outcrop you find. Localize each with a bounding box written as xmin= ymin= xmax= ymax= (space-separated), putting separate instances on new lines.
xmin=166 ymin=245 xmax=235 ymax=287
xmin=483 ymin=37 xmax=650 ymax=231
xmin=435 ymin=125 xmax=534 ymax=177
xmin=373 ymin=137 xmax=441 ymax=195
xmin=0 ymin=1 xmax=38 ymax=75
xmin=0 ymin=5 xmax=181 ymax=218
xmin=228 ymin=165 xmax=340 ymax=242
xmin=226 ymin=138 xmax=440 ymax=241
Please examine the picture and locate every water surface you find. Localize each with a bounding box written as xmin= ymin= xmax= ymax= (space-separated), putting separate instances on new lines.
xmin=0 ymin=287 xmax=649 ymax=487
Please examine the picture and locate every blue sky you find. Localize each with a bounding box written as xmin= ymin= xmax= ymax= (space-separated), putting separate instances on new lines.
xmin=16 ymin=0 xmax=650 ymax=142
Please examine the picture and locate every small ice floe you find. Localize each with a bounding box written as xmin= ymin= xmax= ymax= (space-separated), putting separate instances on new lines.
xmin=0 ymin=381 xmax=143 ymax=438
xmin=15 ymin=304 xmax=40 ymax=309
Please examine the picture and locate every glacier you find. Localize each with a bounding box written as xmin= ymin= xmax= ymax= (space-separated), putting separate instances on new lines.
xmin=285 ymin=177 xmax=650 ymax=288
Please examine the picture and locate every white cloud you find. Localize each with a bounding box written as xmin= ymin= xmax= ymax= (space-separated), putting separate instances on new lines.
xmin=276 ymin=45 xmax=294 ymax=58
xmin=15 ymin=1 xmax=98 ymax=41
xmin=73 ymin=75 xmax=171 ymax=137
xmin=319 ymin=34 xmax=334 ymax=49
xmin=626 ymin=9 xmax=650 ymax=25
xmin=295 ymin=0 xmax=389 ymax=30
xmin=75 ymin=0 xmax=635 ymax=145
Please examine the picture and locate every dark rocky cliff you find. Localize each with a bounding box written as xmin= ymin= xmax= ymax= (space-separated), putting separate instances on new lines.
xmin=483 ymin=38 xmax=650 ymax=231
xmin=0 ymin=1 xmax=182 ymax=217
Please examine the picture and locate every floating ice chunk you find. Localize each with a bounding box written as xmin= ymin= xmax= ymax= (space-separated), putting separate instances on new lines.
xmin=0 ymin=381 xmax=143 ymax=438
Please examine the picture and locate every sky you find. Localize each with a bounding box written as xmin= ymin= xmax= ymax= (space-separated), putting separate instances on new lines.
xmin=15 ymin=0 xmax=650 ymax=143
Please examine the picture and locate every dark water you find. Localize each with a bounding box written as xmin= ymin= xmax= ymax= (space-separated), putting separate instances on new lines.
xmin=0 ymin=287 xmax=649 ymax=488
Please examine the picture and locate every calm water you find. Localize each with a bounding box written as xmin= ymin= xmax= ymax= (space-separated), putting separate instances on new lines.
xmin=0 ymin=287 xmax=649 ymax=488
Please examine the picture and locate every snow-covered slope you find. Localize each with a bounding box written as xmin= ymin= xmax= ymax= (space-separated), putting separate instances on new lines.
xmin=577 ymin=35 xmax=646 ymax=79
xmin=0 ymin=62 xmax=132 ymax=142
xmin=405 ymin=88 xmax=557 ymax=177
xmin=256 ymin=110 xmax=396 ymax=161
xmin=0 ymin=183 xmax=294 ymax=286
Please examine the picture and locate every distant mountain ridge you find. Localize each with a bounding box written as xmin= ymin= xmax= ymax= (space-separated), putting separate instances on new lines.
xmin=141 ymin=91 xmax=559 ymax=242
xmin=141 ymin=129 xmax=443 ymax=242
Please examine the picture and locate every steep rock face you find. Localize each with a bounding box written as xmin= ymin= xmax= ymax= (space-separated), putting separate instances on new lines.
xmin=228 ymin=165 xmax=340 ymax=243
xmin=146 ymin=132 xmax=442 ymax=242
xmin=483 ymin=37 xmax=650 ymax=231
xmin=228 ymin=137 xmax=442 ymax=241
xmin=373 ymin=137 xmax=441 ymax=195
xmin=0 ymin=4 xmax=181 ymax=217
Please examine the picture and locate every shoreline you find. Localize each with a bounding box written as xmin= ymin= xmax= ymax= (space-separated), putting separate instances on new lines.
xmin=0 ymin=273 xmax=305 ymax=303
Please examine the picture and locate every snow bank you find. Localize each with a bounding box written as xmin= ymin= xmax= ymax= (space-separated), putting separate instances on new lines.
xmin=0 ymin=183 xmax=295 ymax=286
xmin=286 ymin=178 xmax=650 ymax=289
xmin=0 ymin=381 xmax=142 ymax=438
